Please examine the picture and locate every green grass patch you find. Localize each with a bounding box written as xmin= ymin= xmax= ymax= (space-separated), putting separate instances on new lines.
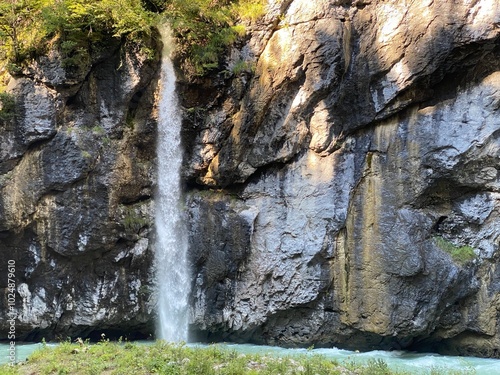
xmin=0 ymin=340 xmax=424 ymax=375
xmin=434 ymin=236 xmax=476 ymax=265
xmin=0 ymin=91 xmax=15 ymax=121
xmin=230 ymin=59 xmax=256 ymax=75
xmin=122 ymin=208 xmax=149 ymax=233
xmin=233 ymin=0 xmax=267 ymax=22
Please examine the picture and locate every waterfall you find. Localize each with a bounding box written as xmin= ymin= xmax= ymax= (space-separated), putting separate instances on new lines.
xmin=155 ymin=26 xmax=190 ymax=342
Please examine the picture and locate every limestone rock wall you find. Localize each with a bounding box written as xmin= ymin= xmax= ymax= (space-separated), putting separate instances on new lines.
xmin=0 ymin=37 xmax=160 ymax=340
xmin=183 ymin=0 xmax=500 ymax=357
xmin=1 ymin=0 xmax=499 ymax=358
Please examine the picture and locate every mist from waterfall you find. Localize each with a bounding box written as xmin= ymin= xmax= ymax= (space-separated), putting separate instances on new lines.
xmin=155 ymin=26 xmax=190 ymax=342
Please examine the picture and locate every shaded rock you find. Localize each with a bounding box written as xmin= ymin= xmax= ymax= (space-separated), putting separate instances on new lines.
xmin=0 ymin=35 xmax=160 ymax=340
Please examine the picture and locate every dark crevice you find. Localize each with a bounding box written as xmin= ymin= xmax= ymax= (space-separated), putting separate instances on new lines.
xmin=85 ymin=328 xmax=152 ymax=342
xmin=336 ymin=36 xmax=500 ymax=137
xmin=62 ymin=67 xmax=96 ymax=108
xmin=120 ymin=194 xmax=151 ymax=206
xmin=432 ymin=216 xmax=449 ymax=233
xmin=128 ymin=90 xmax=144 ymax=113
xmin=420 ymin=41 xmax=500 ymax=109
xmin=237 ymin=149 xmax=307 ymax=190
xmin=411 ymin=179 xmax=478 ymax=209
xmin=409 ymin=331 xmax=498 ymax=357
xmin=332 ymin=40 xmax=500 ymax=150
xmin=24 ymin=130 xmax=58 ymax=152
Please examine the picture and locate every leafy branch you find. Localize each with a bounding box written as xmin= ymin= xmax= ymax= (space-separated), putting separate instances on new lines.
xmin=0 ymin=0 xmax=267 ymax=78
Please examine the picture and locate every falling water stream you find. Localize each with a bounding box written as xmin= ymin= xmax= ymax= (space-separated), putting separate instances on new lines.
xmin=154 ymin=26 xmax=190 ymax=342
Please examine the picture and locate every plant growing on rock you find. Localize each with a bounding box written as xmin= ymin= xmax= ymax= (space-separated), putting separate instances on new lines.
xmin=434 ymin=236 xmax=476 ymax=265
xmin=0 ymin=0 xmax=159 ymax=75
xmin=0 ymin=0 xmax=267 ymax=78
xmin=229 ymin=58 xmax=256 ymax=75
xmin=0 ymin=0 xmax=44 ymax=64
xmin=0 ymin=91 xmax=15 ymax=121
xmin=161 ymin=0 xmax=266 ymax=76
xmin=123 ymin=209 xmax=149 ymax=233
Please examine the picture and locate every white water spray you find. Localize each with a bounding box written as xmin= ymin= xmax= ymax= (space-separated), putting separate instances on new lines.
xmin=155 ymin=26 xmax=190 ymax=342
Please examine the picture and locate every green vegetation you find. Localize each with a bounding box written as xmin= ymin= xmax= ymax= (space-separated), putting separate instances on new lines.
xmin=90 ymin=124 xmax=105 ymax=135
xmin=0 ymin=0 xmax=41 ymax=68
xmin=434 ymin=236 xmax=476 ymax=265
xmin=80 ymin=150 xmax=92 ymax=159
xmin=233 ymin=0 xmax=267 ymax=22
xmin=0 ymin=91 xmax=15 ymax=121
xmin=87 ymin=123 xmax=111 ymax=145
xmin=0 ymin=0 xmax=156 ymax=73
xmin=0 ymin=0 xmax=268 ymax=78
xmin=230 ymin=59 xmax=256 ymax=75
xmin=0 ymin=340 xmax=440 ymax=375
xmin=163 ymin=0 xmax=265 ymax=76
xmin=123 ymin=209 xmax=148 ymax=233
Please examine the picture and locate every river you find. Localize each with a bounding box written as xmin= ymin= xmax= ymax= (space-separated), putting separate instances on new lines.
xmin=2 ymin=342 xmax=500 ymax=374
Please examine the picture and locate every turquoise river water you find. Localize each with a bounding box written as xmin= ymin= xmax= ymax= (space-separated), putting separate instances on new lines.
xmin=1 ymin=342 xmax=500 ymax=374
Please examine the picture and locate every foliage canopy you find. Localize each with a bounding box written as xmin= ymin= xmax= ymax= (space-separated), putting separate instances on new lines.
xmin=0 ymin=0 xmax=267 ymax=80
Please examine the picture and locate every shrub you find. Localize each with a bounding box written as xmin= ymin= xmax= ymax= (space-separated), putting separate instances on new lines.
xmin=0 ymin=1 xmax=269 ymax=78
xmin=229 ymin=59 xmax=256 ymax=75
xmin=0 ymin=0 xmax=45 ymax=64
xmin=164 ymin=0 xmax=267 ymax=76
xmin=434 ymin=236 xmax=476 ymax=265
xmin=0 ymin=91 xmax=15 ymax=121
xmin=233 ymin=0 xmax=267 ymax=22
xmin=0 ymin=0 xmax=158 ymax=75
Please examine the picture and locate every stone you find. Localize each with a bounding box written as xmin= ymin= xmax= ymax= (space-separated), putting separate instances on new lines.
xmin=182 ymin=0 xmax=500 ymax=357
xmin=0 ymin=34 xmax=160 ymax=340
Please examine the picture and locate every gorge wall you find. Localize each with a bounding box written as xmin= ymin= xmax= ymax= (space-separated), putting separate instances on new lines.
xmin=1 ymin=0 xmax=500 ymax=358
xmin=181 ymin=0 xmax=500 ymax=357
xmin=0 ymin=36 xmax=159 ymax=340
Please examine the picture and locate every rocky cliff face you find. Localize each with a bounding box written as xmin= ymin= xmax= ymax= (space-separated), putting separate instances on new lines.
xmin=0 ymin=36 xmax=159 ymax=340
xmin=181 ymin=0 xmax=500 ymax=357
xmin=1 ymin=0 xmax=499 ymax=358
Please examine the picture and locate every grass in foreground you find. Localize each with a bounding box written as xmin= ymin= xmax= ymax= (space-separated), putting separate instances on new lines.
xmin=0 ymin=339 xmax=473 ymax=375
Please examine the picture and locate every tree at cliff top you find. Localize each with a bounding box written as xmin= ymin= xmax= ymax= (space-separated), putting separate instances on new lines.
xmin=0 ymin=0 xmax=46 ymax=79
xmin=0 ymin=0 xmax=156 ymax=79
xmin=0 ymin=0 xmax=266 ymax=82
xmin=0 ymin=0 xmax=38 ymax=64
xmin=158 ymin=0 xmax=266 ymax=76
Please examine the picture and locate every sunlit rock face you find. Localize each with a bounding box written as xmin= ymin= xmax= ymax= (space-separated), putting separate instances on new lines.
xmin=183 ymin=0 xmax=500 ymax=357
xmin=0 ymin=37 xmax=159 ymax=340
